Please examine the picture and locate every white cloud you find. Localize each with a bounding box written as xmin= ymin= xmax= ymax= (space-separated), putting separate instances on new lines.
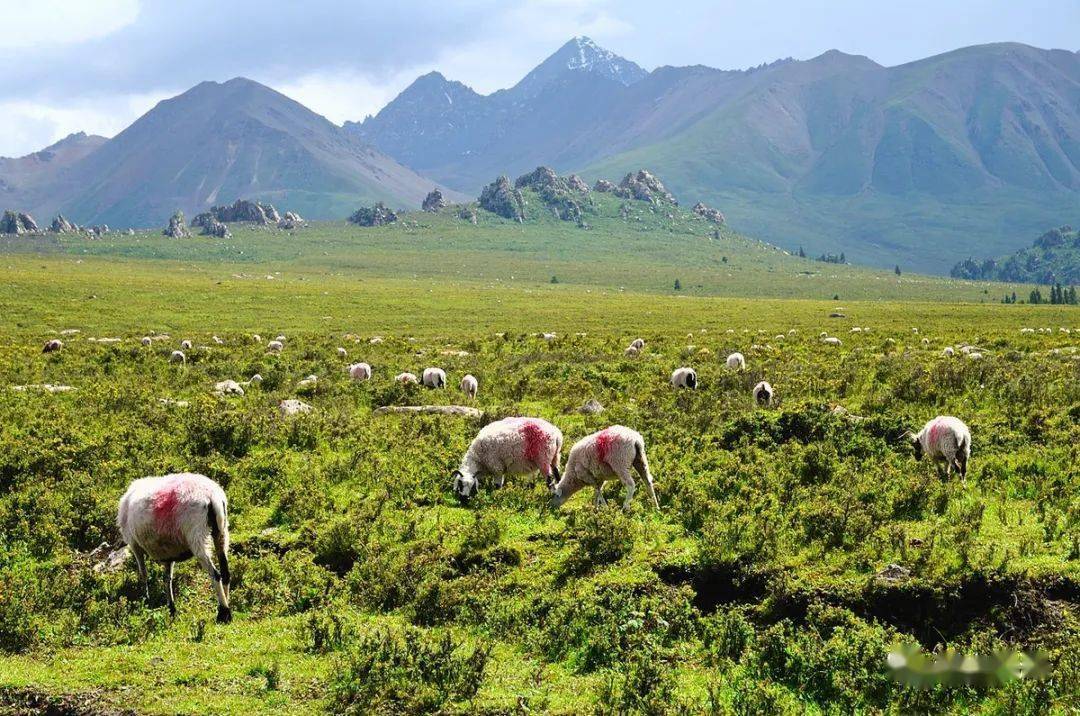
xmin=0 ymin=0 xmax=140 ymax=49
xmin=273 ymin=69 xmax=421 ymax=125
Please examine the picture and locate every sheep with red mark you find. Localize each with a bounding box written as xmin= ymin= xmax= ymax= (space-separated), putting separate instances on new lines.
xmin=908 ymin=416 xmax=971 ymax=480
xmin=422 ymin=367 xmax=447 ymax=389
xmin=117 ymin=472 xmax=232 ymax=623
xmin=452 ymin=417 xmax=563 ymax=502
xmin=550 ymin=426 xmax=659 ymax=511
xmin=670 ymin=367 xmax=697 ymax=389
xmin=753 ymin=380 xmax=774 ymax=406
xmin=42 ymin=339 xmax=63 ymax=353
xmin=349 ymin=362 xmax=372 ymax=381
xmin=461 ymin=374 xmax=478 ymax=401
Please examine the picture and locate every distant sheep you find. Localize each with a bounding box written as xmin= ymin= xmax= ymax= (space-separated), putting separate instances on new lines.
xmin=180 ymin=340 xmax=193 ymax=350
xmin=752 ymin=380 xmax=774 ymax=407
xmin=337 ymin=347 xmax=347 ymax=358
xmin=117 ymin=473 xmax=231 ymax=622
xmin=624 ymin=345 xmax=640 ymax=357
xmin=942 ymin=346 xmax=955 ymax=357
xmin=550 ymin=425 xmax=658 ymax=511
xmin=908 ymin=416 xmax=971 ymax=479
xmin=629 ymin=338 xmax=645 ymax=350
xmin=966 ymin=352 xmax=983 ymax=360
xmin=541 ymin=332 xmax=557 ymax=341
xmin=460 ymin=374 xmax=478 ymax=401
xmin=213 ymin=336 xmax=224 ymax=345
xmin=169 ymin=350 xmax=186 ymax=364
xmin=725 ymin=352 xmax=746 ymax=370
xmin=252 ymin=334 xmax=262 ymax=343
xmin=42 ymin=339 xmax=63 ymax=353
xmin=822 ymin=336 xmax=842 ymax=346
xmin=267 ymin=340 xmax=283 ymax=353
xmin=452 ymin=417 xmax=563 ymax=502
xmin=141 ymin=337 xmax=152 ymax=347
xmin=422 ymin=367 xmax=447 ymax=389
xmin=348 ymin=362 xmax=372 ymax=381
xmin=1020 ymin=328 xmax=1034 ymax=334
xmin=275 ymin=335 xmax=286 ymax=342
xmin=395 ymin=372 xmax=418 ymax=385
xmin=670 ymin=367 xmax=697 ymax=389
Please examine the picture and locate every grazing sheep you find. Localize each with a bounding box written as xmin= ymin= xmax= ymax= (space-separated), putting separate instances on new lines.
xmin=169 ymin=350 xmax=186 ymax=364
xmin=180 ymin=340 xmax=193 ymax=350
xmin=348 ymin=363 xmax=372 ymax=382
xmin=822 ymin=336 xmax=842 ymax=346
xmin=42 ymin=339 xmax=63 ymax=353
xmin=461 ymin=374 xmax=478 ymax=401
xmin=240 ymin=374 xmax=262 ymax=387
xmin=629 ymin=338 xmax=645 ymax=350
xmin=117 ymin=473 xmax=231 ymax=622
xmin=369 ymin=336 xmax=384 ymax=344
xmin=541 ymin=332 xmax=557 ymax=341
xmin=337 ymin=347 xmax=347 ymax=358
xmin=624 ymin=345 xmax=640 ymax=357
xmin=275 ymin=335 xmax=286 ymax=342
xmin=1020 ymin=328 xmax=1034 ymax=334
xmin=212 ymin=336 xmax=224 ymax=345
xmin=725 ymin=352 xmax=746 ymax=370
xmin=550 ymin=426 xmax=659 ymax=511
xmin=670 ymin=367 xmax=698 ymax=389
xmin=395 ymin=372 xmax=418 ymax=385
xmin=422 ymin=367 xmax=447 ymax=389
xmin=141 ymin=337 xmax=152 ymax=346
xmin=267 ymin=340 xmax=283 ymax=353
xmin=252 ymin=334 xmax=262 ymax=343
xmin=908 ymin=416 xmax=971 ymax=480
xmin=921 ymin=338 xmax=930 ymax=346
xmin=452 ymin=417 xmax=563 ymax=502
xmin=753 ymin=380 xmax=774 ymax=406
xmin=966 ymin=352 xmax=984 ymax=360
xmin=942 ymin=346 xmax=955 ymax=357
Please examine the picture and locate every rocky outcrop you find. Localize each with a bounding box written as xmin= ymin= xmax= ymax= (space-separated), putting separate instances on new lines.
xmin=515 ymin=166 xmax=562 ymax=191
xmin=458 ymin=205 xmax=478 ymax=224
xmin=0 ymin=210 xmax=39 ymax=234
xmin=594 ymin=179 xmax=616 ymax=193
xmin=421 ymin=189 xmax=446 ymax=212
xmin=567 ymin=174 xmax=590 ymax=193
xmin=478 ymin=175 xmax=525 ymax=222
xmin=617 ymin=170 xmax=676 ymax=204
xmin=692 ymin=202 xmax=725 ymax=224
xmin=196 ymin=199 xmax=281 ymax=226
xmin=512 ymin=166 xmax=588 ymax=224
xmin=348 ymin=202 xmax=398 ymax=226
xmin=50 ymin=214 xmax=79 ymax=233
xmin=163 ymin=210 xmax=190 ymax=238
xmin=277 ymin=211 xmax=304 ymax=230
xmin=201 ymin=218 xmax=231 ymax=238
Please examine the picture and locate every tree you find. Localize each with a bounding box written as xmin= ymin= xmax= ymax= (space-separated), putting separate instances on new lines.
xmin=550 ymin=275 xmax=558 ymax=284
xmin=673 ymin=278 xmax=682 ymax=291
xmin=798 ymin=246 xmax=806 ymax=258
xmin=839 ymin=252 xmax=846 ymax=264
xmin=894 ymin=265 xmax=902 ymax=276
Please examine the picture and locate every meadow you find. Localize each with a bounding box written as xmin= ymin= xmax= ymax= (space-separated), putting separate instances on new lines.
xmin=0 ymin=204 xmax=1077 ymax=714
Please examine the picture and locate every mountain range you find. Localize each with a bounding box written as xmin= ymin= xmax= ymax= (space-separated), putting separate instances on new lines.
xmin=2 ymin=37 xmax=1078 ymax=273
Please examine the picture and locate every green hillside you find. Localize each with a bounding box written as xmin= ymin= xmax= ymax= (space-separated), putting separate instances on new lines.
xmin=952 ymin=225 xmax=1080 ymax=286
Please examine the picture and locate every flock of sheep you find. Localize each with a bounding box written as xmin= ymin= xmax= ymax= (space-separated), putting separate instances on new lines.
xmin=38 ymin=331 xmax=976 ymax=623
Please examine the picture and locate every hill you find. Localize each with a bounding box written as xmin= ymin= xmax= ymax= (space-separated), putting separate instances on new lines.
xmin=0 ymin=132 xmax=106 ymax=203
xmin=12 ymin=79 xmax=459 ymax=228
xmin=952 ymin=224 xmax=1080 ymax=284
xmin=354 ymin=40 xmax=1080 ymax=273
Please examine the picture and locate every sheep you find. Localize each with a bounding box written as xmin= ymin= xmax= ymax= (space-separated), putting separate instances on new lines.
xmin=752 ymin=380 xmax=774 ymax=406
xmin=180 ymin=340 xmax=193 ymax=350
xmin=1020 ymin=328 xmax=1035 ymax=334
xmin=141 ymin=336 xmax=152 ymax=347
xmin=117 ymin=473 xmax=231 ymax=622
xmin=624 ymin=345 xmax=640 ymax=357
xmin=725 ymin=352 xmax=746 ymax=370
xmin=252 ymin=334 xmax=262 ymax=343
xmin=549 ymin=426 xmax=659 ymax=511
xmin=267 ymin=340 xmax=283 ymax=353
xmin=966 ymin=352 xmax=984 ymax=360
xmin=461 ymin=374 xmax=478 ymax=401
xmin=42 ymin=339 xmax=63 ymax=353
xmin=822 ymin=336 xmax=842 ymax=346
xmin=369 ymin=336 xmax=384 ymax=344
xmin=942 ymin=346 xmax=955 ymax=357
xmin=169 ymin=350 xmax=186 ymax=364
xmin=541 ymin=332 xmax=557 ymax=341
xmin=629 ymin=338 xmax=645 ymax=351
xmin=422 ymin=367 xmax=447 ymax=389
xmin=395 ymin=372 xmax=418 ymax=385
xmin=908 ymin=416 xmax=971 ymax=480
xmin=212 ymin=336 xmax=224 ymax=345
xmin=337 ymin=347 xmax=347 ymax=358
xmin=239 ymin=373 xmax=262 ymax=387
xmin=452 ymin=417 xmax=563 ymax=502
xmin=348 ymin=362 xmax=372 ymax=381
xmin=670 ymin=367 xmax=698 ymax=389
xmin=921 ymin=338 xmax=930 ymax=346
xmin=275 ymin=335 xmax=286 ymax=342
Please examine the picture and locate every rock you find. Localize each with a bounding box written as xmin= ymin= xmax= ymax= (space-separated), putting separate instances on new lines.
xmin=0 ymin=210 xmax=39 ymax=234
xmin=127 ymin=228 xmax=135 ymax=236
xmin=348 ymin=202 xmax=398 ymax=226
xmin=50 ymin=214 xmax=79 ymax=233
xmin=278 ymin=399 xmax=312 ymax=416
xmin=212 ymin=380 xmax=245 ymax=397
xmin=93 ymin=544 xmax=130 ymax=574
xmin=617 ymin=169 xmax=676 ymax=204
xmin=478 ymin=175 xmax=526 ymax=222
xmin=580 ymin=399 xmax=605 ymax=415
xmin=458 ymin=206 xmax=478 ymax=224
xmin=515 ymin=166 xmax=562 ymax=191
xmin=422 ymin=189 xmax=446 ymax=212
xmin=567 ymin=174 xmax=590 ymax=193
xmin=692 ymin=202 xmax=725 ymax=224
xmin=163 ymin=210 xmax=190 ymax=238
xmin=277 ymin=211 xmax=304 ymax=229
xmin=159 ymin=398 xmax=190 ymax=408
xmin=512 ymin=167 xmax=585 ymax=223
xmin=91 ymin=224 xmax=109 ymax=236
xmin=594 ymin=179 xmax=616 ymax=193
xmin=830 ymin=312 xmax=846 ymax=318
xmin=875 ymin=564 xmax=911 ymax=582
xmin=201 ymin=218 xmax=231 ymax=239
xmin=197 ymin=199 xmax=280 ymax=225
xmin=11 ymin=383 xmax=75 ymax=393
xmin=373 ymin=405 xmax=483 ymax=418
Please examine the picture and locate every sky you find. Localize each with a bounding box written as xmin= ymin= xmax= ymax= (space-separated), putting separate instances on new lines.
xmin=1 ymin=0 xmax=1077 ymax=157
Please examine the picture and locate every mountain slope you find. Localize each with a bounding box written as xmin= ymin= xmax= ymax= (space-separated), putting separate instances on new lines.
xmin=27 ymin=79 xmax=456 ymax=227
xmin=951 ymin=224 xmax=1080 ymax=284
xmin=0 ymin=132 xmax=107 ymax=206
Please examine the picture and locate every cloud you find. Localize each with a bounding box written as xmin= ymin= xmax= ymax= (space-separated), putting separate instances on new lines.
xmin=0 ymin=0 xmax=140 ymax=49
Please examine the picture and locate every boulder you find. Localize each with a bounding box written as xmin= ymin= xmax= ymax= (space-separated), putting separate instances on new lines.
xmin=478 ymin=175 xmax=525 ymax=222
xmin=515 ymin=166 xmax=562 ymax=191
xmin=0 ymin=210 xmax=39 ymax=234
xmin=278 ymin=399 xmax=313 ymax=416
xmin=580 ymin=399 xmax=605 ymax=415
xmin=692 ymin=202 xmax=725 ymax=225
xmin=277 ymin=211 xmax=304 ymax=229
xmin=202 ymin=199 xmax=280 ymax=225
xmin=617 ymin=169 xmax=676 ymax=204
xmin=567 ymin=174 xmax=590 ymax=193
xmin=593 ymin=179 xmax=616 ymax=193
xmin=348 ymin=202 xmax=398 ymax=226
xmin=511 ymin=167 xmax=585 ymax=224
xmin=162 ymin=210 xmax=190 ymax=238
xmin=201 ymin=218 xmax=231 ymax=239
xmin=421 ymin=189 xmax=446 ymax=212
xmin=458 ymin=206 xmax=478 ymax=224
xmin=50 ymin=214 xmax=79 ymax=233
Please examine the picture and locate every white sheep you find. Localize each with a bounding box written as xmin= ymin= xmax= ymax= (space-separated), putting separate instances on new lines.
xmin=252 ymin=334 xmax=262 ymax=343
xmin=461 ymin=374 xmax=478 ymax=401
xmin=141 ymin=336 xmax=152 ymax=347
xmin=624 ymin=345 xmax=640 ymax=357
xmin=395 ymin=372 xmax=418 ymax=385
xmin=422 ymin=367 xmax=447 ymax=389
xmin=117 ymin=473 xmax=231 ymax=622
xmin=213 ymin=336 xmax=224 ymax=345
xmin=337 ymin=347 xmax=347 ymax=358
xmin=822 ymin=336 xmax=842 ymax=346
xmin=908 ymin=416 xmax=971 ymax=479
xmin=452 ymin=417 xmax=563 ymax=502
xmin=629 ymin=338 xmax=645 ymax=351
xmin=550 ymin=426 xmax=659 ymax=511
xmin=670 ymin=367 xmax=698 ymax=389
xmin=349 ymin=363 xmax=372 ymax=381
xmin=240 ymin=373 xmax=262 ymax=387
xmin=942 ymin=346 xmax=955 ymax=357
xmin=725 ymin=352 xmax=746 ymax=370
xmin=42 ymin=339 xmax=63 ymax=353
xmin=180 ymin=340 xmax=193 ymax=350
xmin=275 ymin=335 xmax=286 ymax=342
xmin=1020 ymin=328 xmax=1034 ymax=334
xmin=752 ymin=380 xmax=774 ymax=407
xmin=966 ymin=352 xmax=983 ymax=360
xmin=267 ymin=340 xmax=283 ymax=353
xmin=169 ymin=350 xmax=186 ymax=364
xmin=541 ymin=332 xmax=557 ymax=341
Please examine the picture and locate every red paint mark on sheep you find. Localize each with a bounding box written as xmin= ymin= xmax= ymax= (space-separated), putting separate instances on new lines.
xmin=928 ymin=419 xmax=944 ymax=444
xmin=152 ymin=485 xmax=181 ymax=535
xmin=521 ymin=421 xmax=551 ymax=474
xmin=595 ymin=429 xmax=614 ymax=467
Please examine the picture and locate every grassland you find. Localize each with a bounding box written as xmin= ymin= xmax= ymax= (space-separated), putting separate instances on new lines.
xmin=0 ymin=198 xmax=1078 ymax=714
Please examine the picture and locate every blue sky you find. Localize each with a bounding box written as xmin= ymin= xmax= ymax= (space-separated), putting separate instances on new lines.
xmin=1 ymin=0 xmax=1077 ymax=156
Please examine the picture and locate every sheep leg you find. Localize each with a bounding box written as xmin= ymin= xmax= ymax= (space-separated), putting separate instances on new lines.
xmin=593 ymin=485 xmax=606 ymax=506
xmin=131 ymin=544 xmax=150 ymax=602
xmin=163 ymin=561 xmax=176 ymax=616
xmin=493 ymin=473 xmax=506 ymax=489
xmin=195 ymin=547 xmax=231 ymax=624
xmin=614 ymin=468 xmax=636 ymax=511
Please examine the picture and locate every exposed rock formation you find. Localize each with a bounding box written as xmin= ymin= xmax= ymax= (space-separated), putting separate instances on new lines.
xmin=195 ymin=199 xmax=281 ymax=226
xmin=201 ymin=218 xmax=231 ymax=238
xmin=617 ymin=169 xmax=676 ymax=204
xmin=692 ymin=202 xmax=725 ymax=224
xmin=512 ymin=166 xmax=588 ymax=223
xmin=458 ymin=205 xmax=478 ymax=224
xmin=163 ymin=210 xmax=190 ymax=238
xmin=567 ymin=174 xmax=590 ymax=193
xmin=348 ymin=202 xmax=398 ymax=226
xmin=277 ymin=211 xmax=304 ymax=230
xmin=50 ymin=214 xmax=79 ymax=233
xmin=594 ymin=179 xmax=616 ymax=193
xmin=0 ymin=210 xmax=39 ymax=234
xmin=515 ymin=166 xmax=562 ymax=191
xmin=479 ymin=175 xmax=526 ymax=222
xmin=421 ymin=188 xmax=446 ymax=212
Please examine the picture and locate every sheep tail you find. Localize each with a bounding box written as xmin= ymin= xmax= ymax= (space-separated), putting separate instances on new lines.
xmin=632 ymin=439 xmax=653 ymax=483
xmin=207 ymin=498 xmax=230 ymax=585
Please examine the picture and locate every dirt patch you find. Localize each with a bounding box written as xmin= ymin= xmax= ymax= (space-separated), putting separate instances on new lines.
xmin=0 ymin=687 xmax=135 ymax=716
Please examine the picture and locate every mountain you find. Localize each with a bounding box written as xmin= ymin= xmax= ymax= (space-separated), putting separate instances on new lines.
xmin=0 ymin=132 xmax=107 ymax=203
xmin=15 ymin=78 xmax=457 ymax=228
xmin=353 ymin=40 xmax=1080 ymax=273
xmin=951 ymin=224 xmax=1080 ymax=284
